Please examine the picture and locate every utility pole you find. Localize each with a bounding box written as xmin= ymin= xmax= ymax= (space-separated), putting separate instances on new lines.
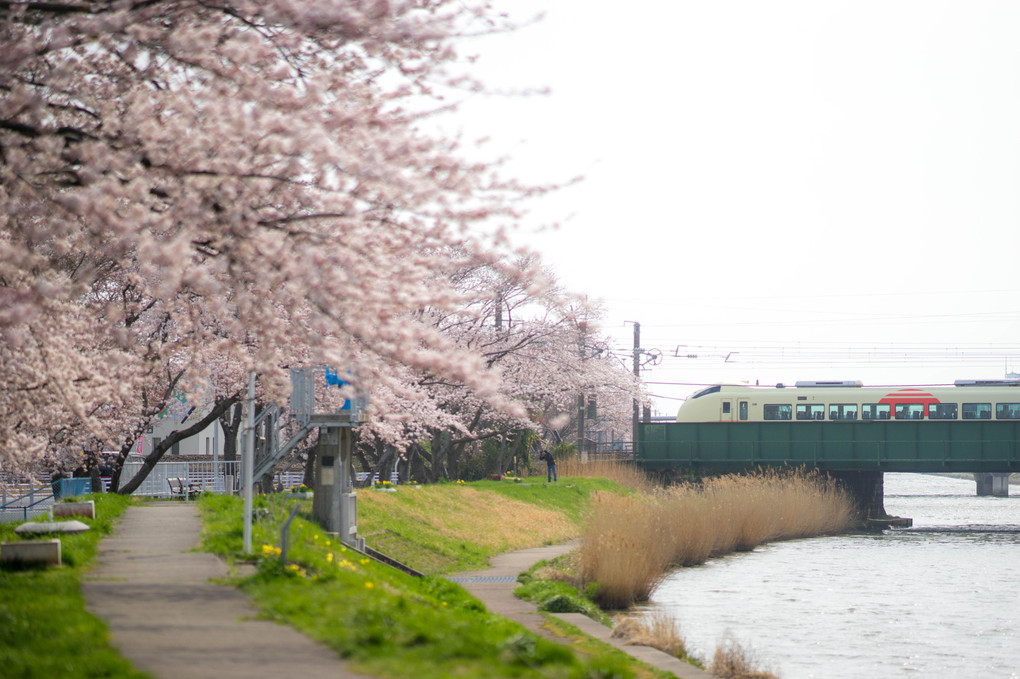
xmin=632 ymin=322 xmax=640 ymax=459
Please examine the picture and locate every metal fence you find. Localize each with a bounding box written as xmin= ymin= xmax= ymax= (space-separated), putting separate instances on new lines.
xmin=119 ymin=460 xmax=304 ymax=498
xmin=0 ymin=483 xmax=56 ymax=523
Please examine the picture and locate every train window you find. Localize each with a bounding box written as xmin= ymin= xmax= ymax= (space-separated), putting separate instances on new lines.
xmin=829 ymin=404 xmax=858 ymax=420
xmin=691 ymin=386 xmax=722 ymax=399
xmin=763 ymin=404 xmax=792 ymax=420
xmin=796 ymin=404 xmax=824 ymax=420
xmin=929 ymin=403 xmax=958 ymax=420
xmin=894 ymin=403 xmax=924 ymax=420
xmin=862 ymin=403 xmax=891 ymax=420
xmin=995 ymin=403 xmax=1020 ymax=419
xmin=962 ymin=403 xmax=992 ymax=420
xmin=722 ymin=401 xmax=731 ymax=414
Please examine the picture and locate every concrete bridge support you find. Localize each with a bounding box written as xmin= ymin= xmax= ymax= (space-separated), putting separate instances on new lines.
xmin=975 ymin=473 xmax=1010 ymax=497
xmin=829 ymin=470 xmax=887 ymax=520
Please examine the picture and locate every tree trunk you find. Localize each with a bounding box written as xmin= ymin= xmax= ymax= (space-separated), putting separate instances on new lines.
xmin=219 ymin=402 xmax=244 ymax=463
xmin=301 ymin=445 xmax=316 ymax=489
xmin=372 ymin=446 xmax=396 ymax=484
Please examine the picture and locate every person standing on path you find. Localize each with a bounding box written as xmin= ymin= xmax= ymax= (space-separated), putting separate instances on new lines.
xmin=539 ymin=449 xmax=557 ymax=482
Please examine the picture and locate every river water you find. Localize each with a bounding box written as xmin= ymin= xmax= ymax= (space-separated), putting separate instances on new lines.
xmin=647 ymin=473 xmax=1020 ymax=678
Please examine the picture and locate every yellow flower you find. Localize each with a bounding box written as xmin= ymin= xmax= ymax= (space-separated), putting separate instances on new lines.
xmin=285 ymin=563 xmax=307 ymax=577
xmin=359 ymin=558 xmax=370 ymax=565
xmin=365 ymin=581 xmax=374 ymax=589
xmin=260 ymin=544 xmax=281 ymax=558
xmin=327 ymin=553 xmax=334 ymax=563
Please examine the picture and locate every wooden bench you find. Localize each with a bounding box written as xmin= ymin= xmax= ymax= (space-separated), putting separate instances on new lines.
xmin=167 ymin=477 xmax=201 ymax=500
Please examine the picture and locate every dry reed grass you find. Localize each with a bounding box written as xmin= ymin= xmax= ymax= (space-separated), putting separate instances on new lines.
xmin=611 ymin=612 xmax=693 ymax=661
xmin=710 ymin=635 xmax=779 ymax=679
xmin=577 ymin=469 xmax=857 ymax=609
xmin=556 ymin=456 xmax=656 ymax=493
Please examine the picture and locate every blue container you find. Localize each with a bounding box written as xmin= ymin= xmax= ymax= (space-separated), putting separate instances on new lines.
xmin=53 ymin=478 xmax=92 ymax=500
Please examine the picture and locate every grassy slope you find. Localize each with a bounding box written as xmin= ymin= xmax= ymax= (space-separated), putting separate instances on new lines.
xmin=199 ymin=477 xmax=673 ymax=679
xmin=0 ymin=493 xmax=149 ymax=679
xmin=354 ymin=478 xmax=615 ymax=573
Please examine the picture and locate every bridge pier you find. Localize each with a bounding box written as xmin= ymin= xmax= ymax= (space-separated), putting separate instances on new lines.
xmin=828 ymin=471 xmax=912 ymax=528
xmin=829 ymin=471 xmax=886 ymax=520
xmin=975 ymin=473 xmax=1010 ymax=497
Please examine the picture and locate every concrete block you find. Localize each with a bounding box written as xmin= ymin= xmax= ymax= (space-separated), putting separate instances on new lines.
xmin=1 ymin=539 xmax=62 ymax=566
xmin=53 ymin=500 xmax=95 ymax=519
xmin=15 ymin=520 xmax=89 ymax=535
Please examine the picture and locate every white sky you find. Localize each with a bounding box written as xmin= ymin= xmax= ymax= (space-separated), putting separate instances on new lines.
xmin=452 ymin=0 xmax=1020 ymax=414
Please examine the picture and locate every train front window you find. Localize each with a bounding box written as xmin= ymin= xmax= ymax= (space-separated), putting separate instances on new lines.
xmin=929 ymin=403 xmax=957 ymax=420
xmin=962 ymin=403 xmax=992 ymax=420
xmin=764 ymin=404 xmax=792 ymax=420
xmin=796 ymin=404 xmax=824 ymax=420
xmin=862 ymin=403 xmax=891 ymax=420
xmin=690 ymin=386 xmax=722 ymax=399
xmin=829 ymin=404 xmax=858 ymax=420
xmin=894 ymin=403 xmax=924 ymax=420
xmin=995 ymin=403 xmax=1020 ymax=419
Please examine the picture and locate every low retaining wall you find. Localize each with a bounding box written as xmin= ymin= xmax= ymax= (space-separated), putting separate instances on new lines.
xmin=1 ymin=539 xmax=61 ymax=566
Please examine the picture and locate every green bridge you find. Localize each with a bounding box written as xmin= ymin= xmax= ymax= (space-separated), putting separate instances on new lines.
xmin=636 ymin=421 xmax=1020 ymax=473
xmin=635 ymin=421 xmax=1019 ymax=519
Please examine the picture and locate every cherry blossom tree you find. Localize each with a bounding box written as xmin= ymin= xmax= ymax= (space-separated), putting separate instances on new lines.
xmin=0 ymin=0 xmax=549 ymax=479
xmin=352 ymin=262 xmax=641 ymax=481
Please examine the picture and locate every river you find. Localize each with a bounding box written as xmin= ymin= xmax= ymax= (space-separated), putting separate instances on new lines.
xmin=647 ymin=473 xmax=1020 ymax=678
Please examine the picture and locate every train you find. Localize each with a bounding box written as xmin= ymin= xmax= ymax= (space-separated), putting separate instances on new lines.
xmin=676 ymin=380 xmax=1020 ymax=423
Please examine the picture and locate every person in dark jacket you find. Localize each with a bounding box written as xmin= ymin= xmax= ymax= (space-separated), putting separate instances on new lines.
xmin=539 ymin=449 xmax=557 ymax=482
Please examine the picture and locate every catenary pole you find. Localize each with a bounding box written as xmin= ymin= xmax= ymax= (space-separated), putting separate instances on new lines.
xmin=632 ymin=322 xmax=640 ymax=458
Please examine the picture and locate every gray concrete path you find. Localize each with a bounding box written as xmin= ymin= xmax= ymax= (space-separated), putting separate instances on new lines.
xmin=449 ymin=544 xmax=713 ymax=679
xmin=82 ymin=503 xmax=366 ymax=679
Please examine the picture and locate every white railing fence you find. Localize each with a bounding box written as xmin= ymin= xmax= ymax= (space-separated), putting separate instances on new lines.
xmin=1 ymin=462 xmax=305 ymax=520
xmin=118 ymin=461 xmax=304 ymax=498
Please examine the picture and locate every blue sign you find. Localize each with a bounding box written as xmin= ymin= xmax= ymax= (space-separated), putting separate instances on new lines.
xmin=324 ymin=367 xmax=351 ymax=410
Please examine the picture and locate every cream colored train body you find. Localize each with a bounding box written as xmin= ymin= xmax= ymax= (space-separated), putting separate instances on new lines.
xmin=676 ymin=380 xmax=1020 ymax=423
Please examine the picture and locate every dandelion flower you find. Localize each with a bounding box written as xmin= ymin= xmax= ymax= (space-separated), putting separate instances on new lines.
xmin=365 ymin=582 xmax=375 ymax=589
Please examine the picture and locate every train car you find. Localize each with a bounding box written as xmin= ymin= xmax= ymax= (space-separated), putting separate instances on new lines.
xmin=676 ymin=380 xmax=1020 ymax=423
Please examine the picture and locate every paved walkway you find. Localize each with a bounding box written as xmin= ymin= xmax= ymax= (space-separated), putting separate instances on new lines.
xmin=83 ymin=502 xmax=710 ymax=679
xmin=82 ymin=503 xmax=367 ymax=679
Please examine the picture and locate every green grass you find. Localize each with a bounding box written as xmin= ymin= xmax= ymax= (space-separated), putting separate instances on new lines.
xmin=198 ymin=481 xmax=676 ymax=679
xmin=475 ymin=477 xmax=631 ymax=525
xmin=0 ymin=475 xmax=685 ymax=678
xmin=199 ymin=491 xmax=624 ymax=678
xmin=514 ymin=555 xmax=610 ymax=626
xmin=0 ymin=493 xmax=149 ymax=679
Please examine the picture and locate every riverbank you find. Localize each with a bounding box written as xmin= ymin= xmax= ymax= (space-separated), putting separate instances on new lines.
xmin=1 ymin=466 xmax=855 ymax=677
